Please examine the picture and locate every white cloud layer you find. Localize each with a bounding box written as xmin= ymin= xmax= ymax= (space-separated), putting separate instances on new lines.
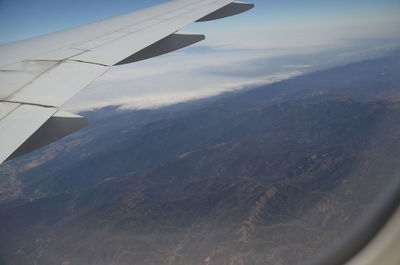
xmin=62 ymin=47 xmax=314 ymax=111
xmin=62 ymin=39 xmax=399 ymax=112
xmin=62 ymin=10 xmax=400 ymax=112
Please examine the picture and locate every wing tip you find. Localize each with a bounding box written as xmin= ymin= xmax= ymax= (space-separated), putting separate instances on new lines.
xmin=196 ymin=1 xmax=254 ymax=22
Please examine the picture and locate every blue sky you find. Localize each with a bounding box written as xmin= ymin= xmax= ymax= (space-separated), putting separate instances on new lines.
xmin=0 ymin=0 xmax=399 ymax=110
xmin=0 ymin=0 xmax=399 ymax=44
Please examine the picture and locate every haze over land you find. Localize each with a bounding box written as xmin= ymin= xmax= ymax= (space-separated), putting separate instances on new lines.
xmin=63 ymin=42 xmax=400 ymax=111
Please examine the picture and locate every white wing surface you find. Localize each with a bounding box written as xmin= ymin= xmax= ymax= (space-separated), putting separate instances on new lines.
xmin=0 ymin=0 xmax=254 ymax=163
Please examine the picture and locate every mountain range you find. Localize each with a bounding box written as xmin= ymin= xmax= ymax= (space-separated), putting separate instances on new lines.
xmin=0 ymin=52 xmax=400 ymax=265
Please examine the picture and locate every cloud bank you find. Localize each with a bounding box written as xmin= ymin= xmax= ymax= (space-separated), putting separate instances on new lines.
xmin=62 ymin=1 xmax=400 ymax=112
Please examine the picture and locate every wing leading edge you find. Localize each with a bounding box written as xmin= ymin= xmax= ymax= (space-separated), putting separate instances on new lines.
xmin=0 ymin=0 xmax=254 ymax=164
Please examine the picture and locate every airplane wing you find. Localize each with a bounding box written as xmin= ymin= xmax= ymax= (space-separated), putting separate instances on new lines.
xmin=0 ymin=0 xmax=254 ymax=163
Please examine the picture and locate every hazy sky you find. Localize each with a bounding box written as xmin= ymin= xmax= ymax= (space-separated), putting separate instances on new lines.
xmin=0 ymin=0 xmax=399 ymax=110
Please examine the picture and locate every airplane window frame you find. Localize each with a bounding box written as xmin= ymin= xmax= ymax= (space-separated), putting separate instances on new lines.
xmin=311 ymin=177 xmax=400 ymax=265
